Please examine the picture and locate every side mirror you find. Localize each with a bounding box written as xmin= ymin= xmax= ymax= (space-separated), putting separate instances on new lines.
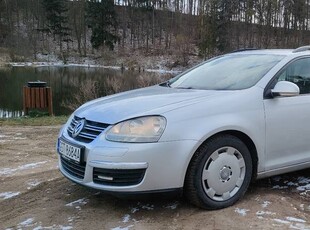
xmin=271 ymin=81 xmax=300 ymax=97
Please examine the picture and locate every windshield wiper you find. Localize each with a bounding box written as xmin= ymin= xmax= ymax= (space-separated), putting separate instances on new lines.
xmin=160 ymin=81 xmax=171 ymax=88
xmin=174 ymin=86 xmax=194 ymax=89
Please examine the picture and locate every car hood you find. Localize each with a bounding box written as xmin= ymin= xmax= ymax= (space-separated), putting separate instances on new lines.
xmin=75 ymin=85 xmax=230 ymax=124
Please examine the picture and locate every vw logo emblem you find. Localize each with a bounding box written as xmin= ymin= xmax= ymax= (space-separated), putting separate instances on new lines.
xmin=72 ymin=120 xmax=85 ymax=137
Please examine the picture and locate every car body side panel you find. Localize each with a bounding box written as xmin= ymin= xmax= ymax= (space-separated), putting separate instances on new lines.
xmin=161 ymin=86 xmax=266 ymax=173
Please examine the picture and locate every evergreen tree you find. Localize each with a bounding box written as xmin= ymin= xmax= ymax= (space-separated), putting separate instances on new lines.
xmin=86 ymin=0 xmax=118 ymax=50
xmin=198 ymin=1 xmax=218 ymax=59
xmin=42 ymin=0 xmax=70 ymax=53
xmin=217 ymin=0 xmax=234 ymax=52
xmin=0 ymin=0 xmax=9 ymax=45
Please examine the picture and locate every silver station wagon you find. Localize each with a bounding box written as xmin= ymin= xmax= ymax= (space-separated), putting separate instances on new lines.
xmin=57 ymin=46 xmax=310 ymax=209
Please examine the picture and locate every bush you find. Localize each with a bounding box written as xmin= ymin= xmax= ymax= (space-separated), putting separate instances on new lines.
xmin=61 ymin=79 xmax=100 ymax=111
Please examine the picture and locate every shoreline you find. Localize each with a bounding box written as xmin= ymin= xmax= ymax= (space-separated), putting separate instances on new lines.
xmin=7 ymin=62 xmax=183 ymax=74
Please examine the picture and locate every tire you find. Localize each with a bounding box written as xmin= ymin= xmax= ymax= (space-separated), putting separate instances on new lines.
xmin=185 ymin=134 xmax=253 ymax=209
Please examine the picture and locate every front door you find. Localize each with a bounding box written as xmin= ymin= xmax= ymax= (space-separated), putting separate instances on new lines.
xmin=264 ymin=57 xmax=310 ymax=170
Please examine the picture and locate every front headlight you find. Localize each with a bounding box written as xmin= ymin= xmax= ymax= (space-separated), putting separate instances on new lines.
xmin=106 ymin=116 xmax=166 ymax=143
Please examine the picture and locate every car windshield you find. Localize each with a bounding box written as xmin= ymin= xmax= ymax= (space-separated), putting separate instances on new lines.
xmin=169 ymin=54 xmax=285 ymax=90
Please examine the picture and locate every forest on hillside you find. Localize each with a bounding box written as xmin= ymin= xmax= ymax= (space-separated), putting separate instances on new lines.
xmin=1 ymin=0 xmax=310 ymax=65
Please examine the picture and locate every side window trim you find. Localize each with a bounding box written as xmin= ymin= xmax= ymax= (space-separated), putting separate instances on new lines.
xmin=264 ymin=56 xmax=310 ymax=99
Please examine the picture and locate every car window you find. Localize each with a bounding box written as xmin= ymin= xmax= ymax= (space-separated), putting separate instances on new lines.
xmin=169 ymin=54 xmax=284 ymax=90
xmin=276 ymin=57 xmax=310 ymax=94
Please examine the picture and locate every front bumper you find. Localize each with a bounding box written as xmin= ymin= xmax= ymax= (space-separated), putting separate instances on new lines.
xmin=57 ymin=129 xmax=199 ymax=193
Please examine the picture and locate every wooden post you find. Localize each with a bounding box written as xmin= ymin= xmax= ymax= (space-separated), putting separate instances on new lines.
xmin=47 ymin=87 xmax=53 ymax=116
xmin=23 ymin=86 xmax=28 ymax=115
xmin=22 ymin=85 xmax=53 ymax=116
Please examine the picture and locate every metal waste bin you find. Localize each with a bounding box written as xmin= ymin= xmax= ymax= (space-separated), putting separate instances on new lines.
xmin=23 ymin=81 xmax=53 ymax=116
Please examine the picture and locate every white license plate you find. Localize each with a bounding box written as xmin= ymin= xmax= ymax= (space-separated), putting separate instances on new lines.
xmin=58 ymin=139 xmax=82 ymax=163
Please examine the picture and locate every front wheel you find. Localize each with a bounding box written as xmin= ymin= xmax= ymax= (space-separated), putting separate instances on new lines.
xmin=185 ymin=135 xmax=253 ymax=209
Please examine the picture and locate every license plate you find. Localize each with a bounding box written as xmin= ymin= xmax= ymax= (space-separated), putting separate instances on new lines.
xmin=58 ymin=139 xmax=83 ymax=163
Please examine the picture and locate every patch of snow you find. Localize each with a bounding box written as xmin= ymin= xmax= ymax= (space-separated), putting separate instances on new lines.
xmin=0 ymin=134 xmax=9 ymax=143
xmin=19 ymin=218 xmax=34 ymax=227
xmin=111 ymin=225 xmax=134 ymax=230
xmin=65 ymin=198 xmax=88 ymax=207
xmin=262 ymin=201 xmax=271 ymax=208
xmin=272 ymin=185 xmax=288 ymax=189
xmin=164 ymin=202 xmax=179 ymax=210
xmin=273 ymin=219 xmax=291 ymax=224
xmin=140 ymin=203 xmax=154 ymax=211
xmin=300 ymin=191 xmax=310 ymax=197
xmin=9 ymin=61 xmax=181 ymax=74
xmin=145 ymin=68 xmax=181 ymax=74
xmin=27 ymin=179 xmax=41 ymax=188
xmin=286 ymin=217 xmax=306 ymax=223
xmin=13 ymin=137 xmax=27 ymax=140
xmin=60 ymin=226 xmax=73 ymax=230
xmin=122 ymin=214 xmax=130 ymax=223
xmin=0 ymin=191 xmax=20 ymax=199
xmin=68 ymin=216 xmax=75 ymax=223
xmin=273 ymin=176 xmax=310 ymax=194
xmin=289 ymin=223 xmax=308 ymax=230
xmin=296 ymin=184 xmax=310 ymax=192
xmin=298 ymin=177 xmax=310 ymax=184
xmin=234 ymin=208 xmax=249 ymax=216
xmin=130 ymin=202 xmax=154 ymax=213
xmin=33 ymin=225 xmax=72 ymax=230
xmin=287 ymin=182 xmax=299 ymax=186
xmin=0 ymin=161 xmax=48 ymax=176
xmin=256 ymin=211 xmax=276 ymax=216
xmin=131 ymin=207 xmax=139 ymax=213
xmin=10 ymin=62 xmax=124 ymax=70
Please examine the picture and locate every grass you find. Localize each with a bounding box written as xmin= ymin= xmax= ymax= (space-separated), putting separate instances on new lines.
xmin=0 ymin=115 xmax=69 ymax=126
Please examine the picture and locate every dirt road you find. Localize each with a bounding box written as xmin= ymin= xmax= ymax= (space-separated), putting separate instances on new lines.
xmin=0 ymin=126 xmax=309 ymax=230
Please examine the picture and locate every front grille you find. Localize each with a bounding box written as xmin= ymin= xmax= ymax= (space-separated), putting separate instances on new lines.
xmin=67 ymin=116 xmax=109 ymax=143
xmin=93 ymin=168 xmax=146 ymax=186
xmin=61 ymin=156 xmax=86 ymax=179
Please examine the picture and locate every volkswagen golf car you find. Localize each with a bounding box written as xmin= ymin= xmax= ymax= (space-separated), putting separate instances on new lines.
xmin=57 ymin=46 xmax=310 ymax=209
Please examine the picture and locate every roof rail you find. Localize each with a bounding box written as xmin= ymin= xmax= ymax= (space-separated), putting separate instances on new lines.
xmin=231 ymin=48 xmax=259 ymax=53
xmin=292 ymin=46 xmax=310 ymax=53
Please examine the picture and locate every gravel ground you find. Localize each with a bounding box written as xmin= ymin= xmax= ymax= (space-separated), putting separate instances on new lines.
xmin=0 ymin=126 xmax=309 ymax=230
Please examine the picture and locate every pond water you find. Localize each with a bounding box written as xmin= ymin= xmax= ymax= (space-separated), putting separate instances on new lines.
xmin=0 ymin=67 xmax=174 ymax=118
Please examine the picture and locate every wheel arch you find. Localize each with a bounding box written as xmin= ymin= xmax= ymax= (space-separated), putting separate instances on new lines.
xmin=185 ymin=130 xmax=258 ymax=184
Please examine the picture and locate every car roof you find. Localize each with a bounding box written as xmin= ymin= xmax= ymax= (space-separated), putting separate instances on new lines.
xmin=230 ymin=46 xmax=310 ymax=56
xmin=230 ymin=49 xmax=293 ymax=56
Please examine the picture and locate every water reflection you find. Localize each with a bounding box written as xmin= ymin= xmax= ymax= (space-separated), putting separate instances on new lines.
xmin=0 ymin=109 xmax=24 ymax=118
xmin=0 ymin=67 xmax=174 ymax=118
